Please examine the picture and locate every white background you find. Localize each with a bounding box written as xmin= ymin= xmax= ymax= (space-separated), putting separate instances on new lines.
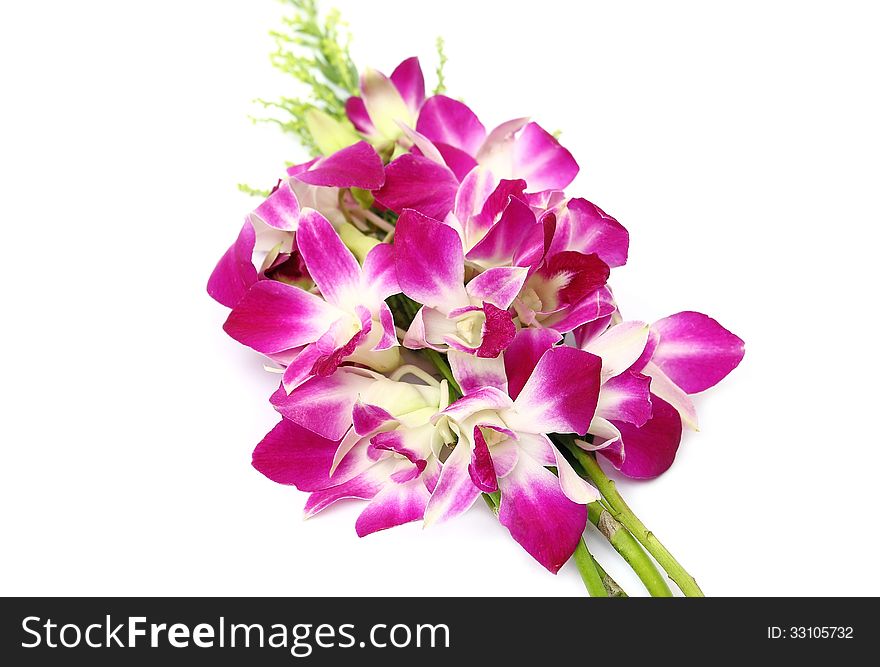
xmin=1 ymin=0 xmax=878 ymax=597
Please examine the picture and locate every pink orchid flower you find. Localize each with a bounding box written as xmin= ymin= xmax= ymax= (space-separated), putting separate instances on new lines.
xmin=222 ymin=210 xmax=401 ymax=391
xmin=574 ymin=312 xmax=745 ymax=478
xmin=207 ymin=141 xmax=385 ymax=308
xmin=373 ymin=95 xmax=578 ymax=221
xmin=254 ymin=366 xmax=450 ymax=536
xmin=425 ymin=342 xmax=603 ymax=573
xmin=345 ymin=57 xmax=426 ymax=152
xmin=394 ymin=208 xmax=527 ymax=358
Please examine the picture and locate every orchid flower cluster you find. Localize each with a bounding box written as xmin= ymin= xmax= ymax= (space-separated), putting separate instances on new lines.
xmin=209 ymin=1 xmax=743 ymax=596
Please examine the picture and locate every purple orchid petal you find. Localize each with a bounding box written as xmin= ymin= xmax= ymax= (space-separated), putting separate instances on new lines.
xmin=581 ymin=320 xmax=650 ymax=381
xmin=448 ymin=350 xmax=508 ymax=395
xmin=280 ymin=344 xmax=324 ymax=392
xmin=466 ymin=267 xmax=528 ymax=310
xmin=539 ymin=286 xmax=617 ymax=334
xmin=552 ymin=198 xmax=629 ymax=268
xmin=552 ymin=442 xmax=601 ymax=504
xmin=540 ymin=251 xmax=610 ymax=307
xmin=402 ymin=306 xmax=431 ymax=350
xmin=573 ymin=315 xmax=614 ymax=350
xmin=355 ymin=479 xmax=432 ymax=536
xmin=600 ymin=394 xmax=683 ymax=479
xmin=390 ymin=57 xmax=426 ymax=113
xmin=473 ymin=179 xmax=528 ymax=229
xmin=476 ymin=117 xmax=530 ymax=177
xmin=374 ymin=154 xmax=459 ymax=220
xmin=296 ymin=209 xmax=363 ymax=310
xmin=416 ymin=95 xmax=487 ymax=156
xmin=469 ymin=427 xmax=499 ymax=493
xmin=374 ymin=302 xmax=398 ymax=351
xmin=597 ymin=370 xmax=653 ymax=427
xmin=345 ymin=96 xmax=375 ymax=135
xmin=436 ymin=142 xmax=479 ymax=181
xmin=395 ymin=208 xmax=469 ymax=310
xmin=352 ymin=401 xmax=398 ymax=436
xmin=223 ymin=281 xmax=340 ymax=355
xmin=272 ymin=369 xmax=374 ymax=440
xmin=304 ymin=465 xmax=389 ymax=518
xmin=477 ymin=302 xmax=517 ymax=358
xmin=453 ymin=166 xmax=498 ymax=226
xmin=588 ymin=416 xmax=622 ymax=448
xmin=293 ymin=141 xmax=385 ymax=190
xmin=423 ymin=442 xmax=482 ymax=526
xmin=467 ymin=197 xmax=541 ymax=267
xmin=650 ymin=311 xmax=745 ymax=394
xmin=511 ymin=346 xmax=602 ymax=435
xmin=252 ymin=180 xmax=300 ymax=231
xmin=642 ymin=361 xmax=699 ymax=430
xmin=309 ymin=310 xmax=373 ymax=380
xmin=207 ymin=221 xmax=258 ymax=308
xmin=497 ymin=450 xmax=588 ymax=573
xmin=361 ymin=67 xmax=413 ymax=140
xmin=361 ymin=242 xmax=400 ymax=302
xmin=438 ymin=386 xmax=514 ymax=424
xmin=252 ymin=419 xmax=339 ymax=491
xmin=512 ymin=122 xmax=579 ymax=191
xmin=631 ymin=328 xmax=660 ymax=373
xmin=504 ymin=328 xmax=562 ymax=400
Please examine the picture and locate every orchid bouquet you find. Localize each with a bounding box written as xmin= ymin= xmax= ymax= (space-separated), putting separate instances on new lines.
xmin=208 ymin=0 xmax=744 ymax=597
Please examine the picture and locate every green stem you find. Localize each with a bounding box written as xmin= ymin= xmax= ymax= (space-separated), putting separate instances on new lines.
xmin=423 ymin=348 xmax=462 ymax=398
xmin=572 ymin=539 xmax=609 ymax=597
xmin=593 ymin=558 xmax=628 ymax=598
xmin=587 ymin=502 xmax=672 ymax=597
xmin=565 ymin=441 xmax=705 ymax=597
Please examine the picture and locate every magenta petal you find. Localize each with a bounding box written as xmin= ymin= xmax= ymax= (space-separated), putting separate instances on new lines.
xmin=541 ymin=286 xmax=617 ymax=334
xmin=553 ymin=199 xmax=629 ymax=268
xmin=395 ymin=209 xmax=468 ymax=310
xmin=439 ymin=386 xmax=514 ymax=424
xmin=540 ymin=252 xmax=610 ymax=306
xmin=373 ymin=154 xmax=459 ymax=220
xmin=423 ymin=441 xmax=482 ymax=525
xmin=252 ymin=419 xmax=339 ymax=491
xmin=454 ymin=166 xmax=498 ymax=224
xmin=272 ymin=370 xmax=373 ymax=440
xmin=436 ymin=142 xmax=478 ymax=181
xmin=223 ymin=281 xmax=339 ymax=354
xmin=207 ymin=221 xmax=258 ymax=308
xmin=345 ymin=96 xmax=375 ymax=134
xmin=467 ymin=197 xmax=540 ymax=266
xmin=374 ymin=302 xmax=398 ymax=351
xmin=466 ymin=266 xmax=528 ymax=310
xmin=294 ymin=141 xmax=385 ymax=190
xmin=477 ymin=302 xmax=517 ymax=358
xmin=598 ymin=370 xmax=653 ymax=427
xmin=650 ymin=311 xmax=745 ymax=394
xmin=390 ymin=57 xmax=426 ymax=113
xmin=448 ymin=350 xmax=508 ymax=395
xmin=512 ymin=347 xmax=602 ymax=434
xmin=296 ymin=209 xmax=362 ymax=309
xmin=497 ymin=452 xmax=587 ymax=573
xmin=352 ymin=401 xmax=397 ymax=436
xmin=469 ymin=427 xmax=499 ymax=493
xmin=416 ymin=95 xmax=487 ymax=156
xmin=304 ymin=471 xmax=385 ymax=517
xmin=512 ymin=122 xmax=579 ymax=191
xmin=252 ymin=180 xmax=300 ymax=231
xmin=362 ymin=242 xmax=399 ymax=301
xmin=602 ymin=394 xmax=683 ymax=479
xmin=355 ymin=479 xmax=431 ymax=536
xmin=504 ymin=328 xmax=562 ymax=400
